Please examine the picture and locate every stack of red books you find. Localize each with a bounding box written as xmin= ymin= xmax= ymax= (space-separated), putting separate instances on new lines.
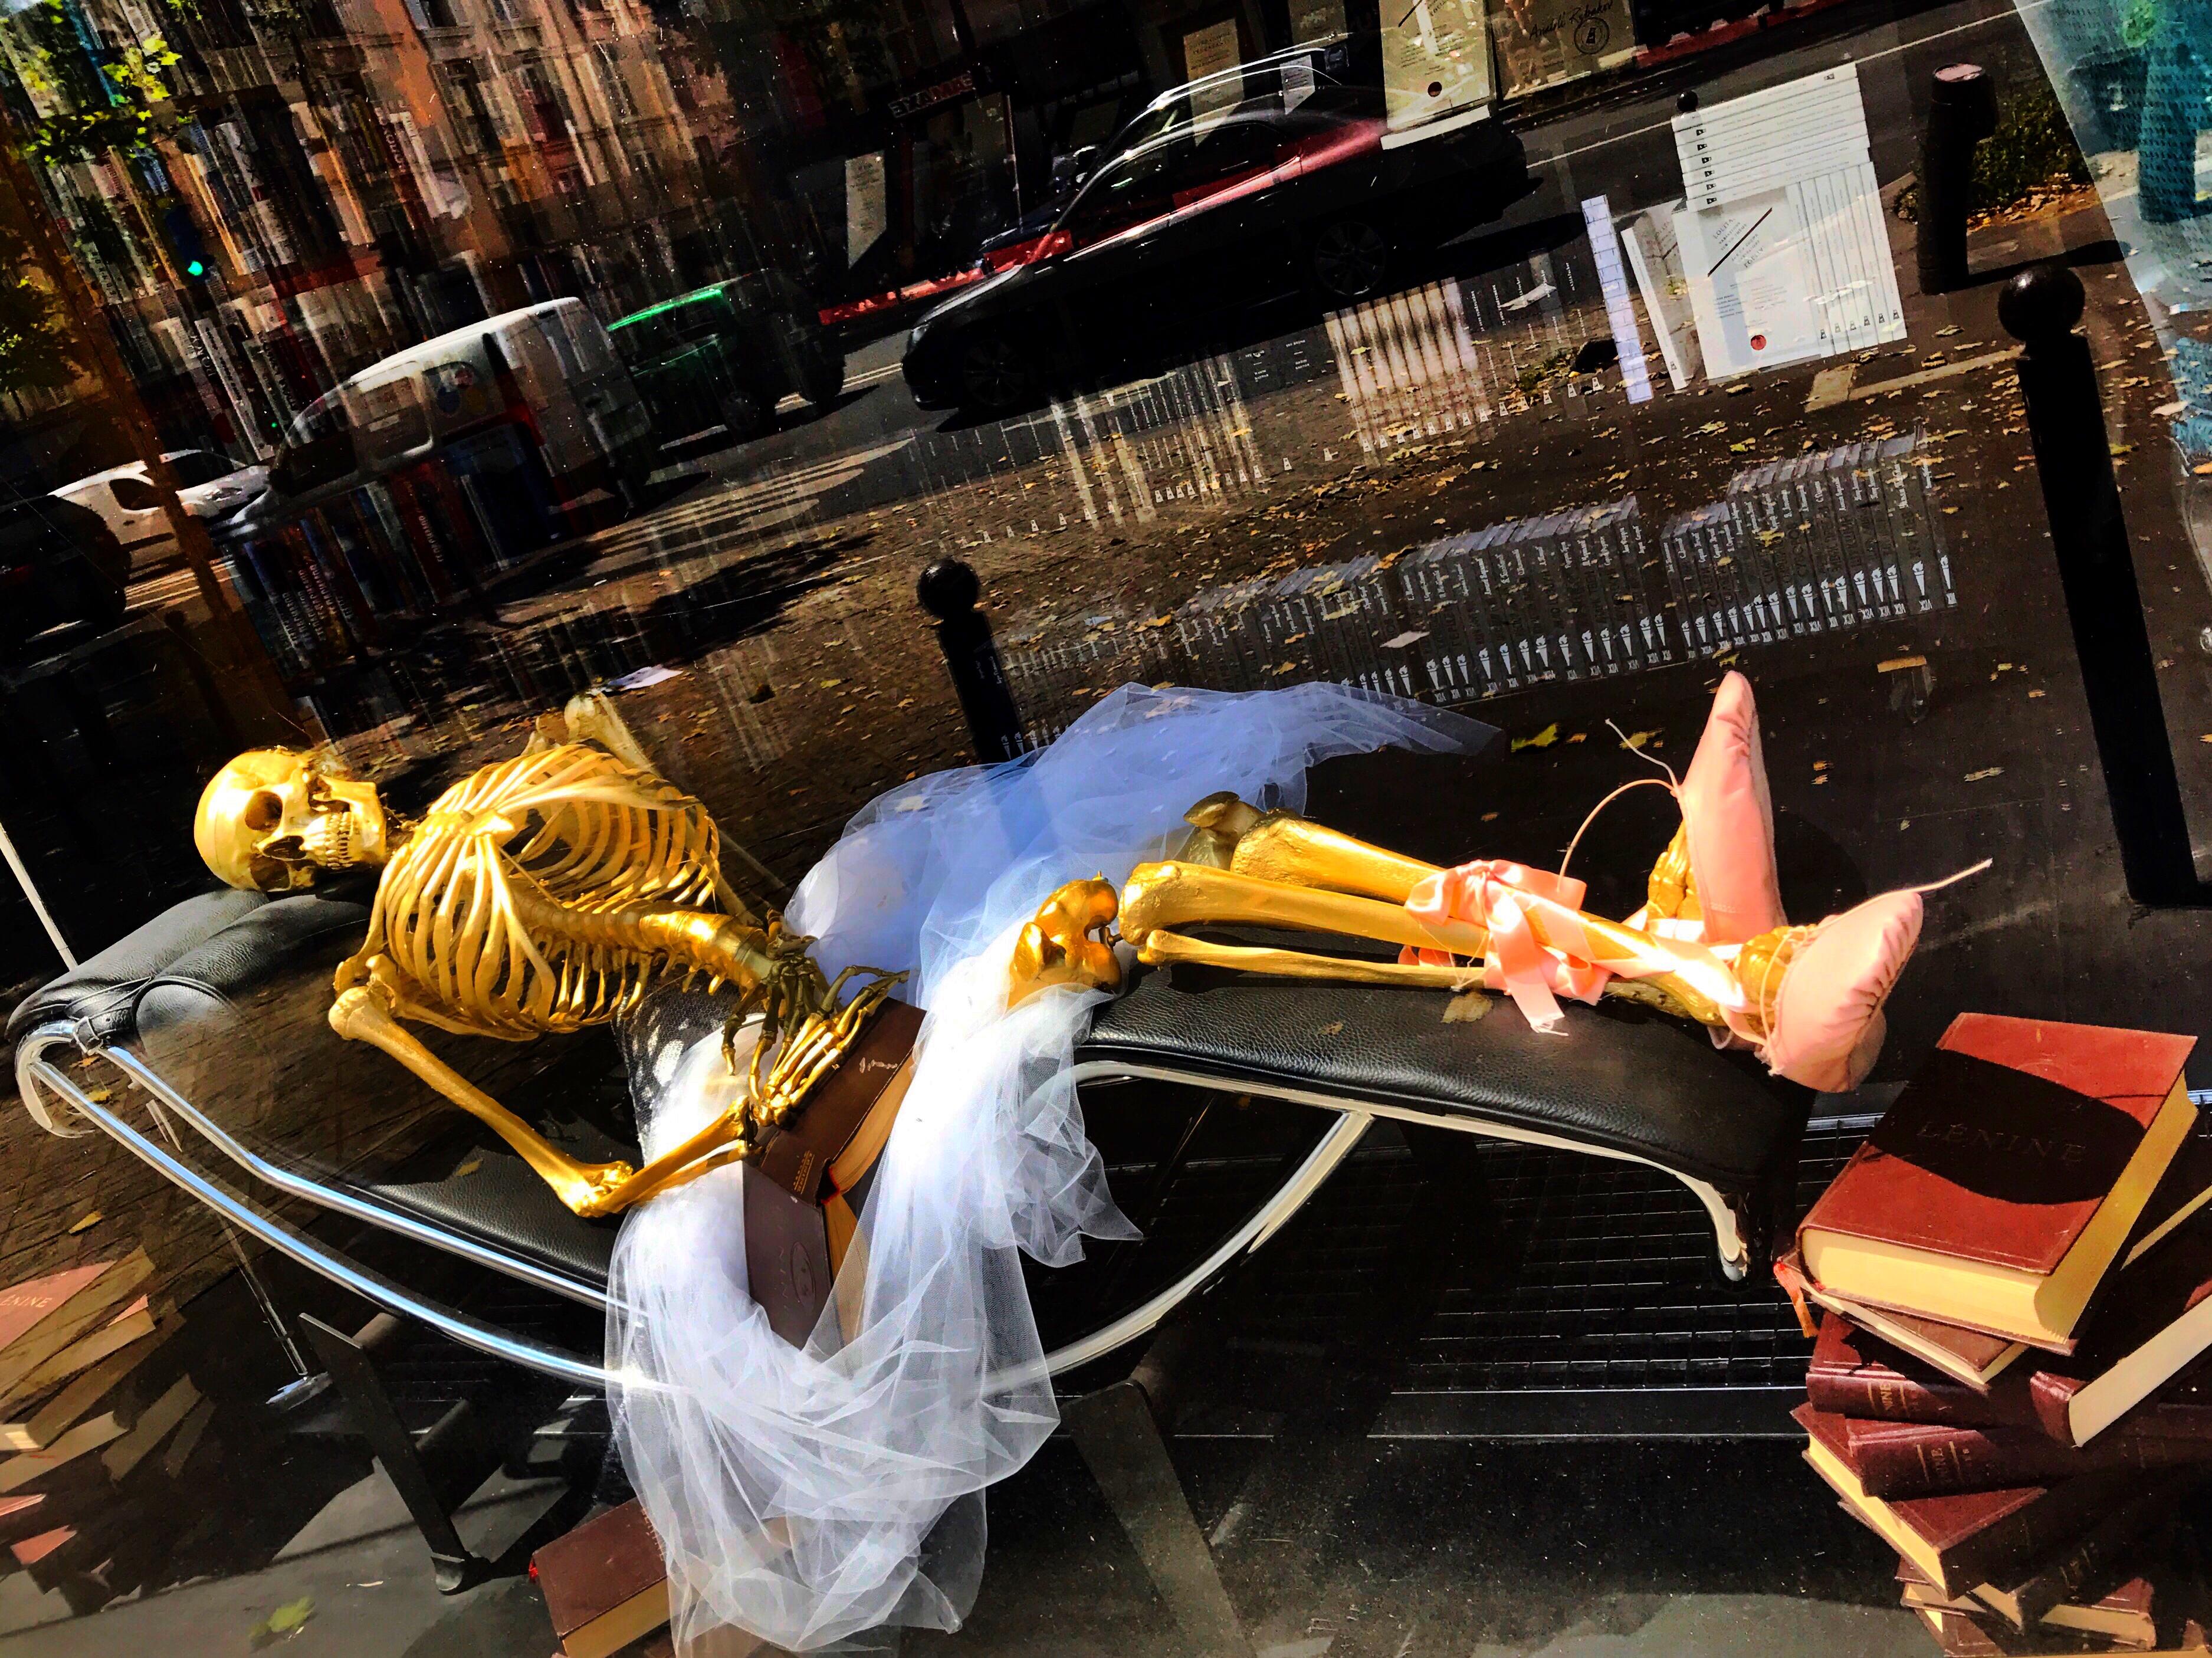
xmin=1782 ymin=1014 xmax=2212 ymax=1654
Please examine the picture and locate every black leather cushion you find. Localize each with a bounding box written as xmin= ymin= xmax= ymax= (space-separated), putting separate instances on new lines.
xmin=7 ymin=885 xmax=373 ymax=1048
xmin=363 ymin=1130 xmax=623 ymax=1289
xmin=134 ymin=888 xmax=372 ymax=1041
xmin=9 ymin=888 xmax=268 ymax=1045
xmin=1079 ymin=966 xmax=1807 ymax=1192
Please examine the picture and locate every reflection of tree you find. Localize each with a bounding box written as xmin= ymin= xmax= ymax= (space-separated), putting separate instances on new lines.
xmin=0 ymin=193 xmax=80 ymax=398
xmin=763 ymin=0 xmax=901 ymax=111
xmin=2139 ymin=0 xmax=2212 ymax=223
xmin=4 ymin=0 xmax=185 ymax=165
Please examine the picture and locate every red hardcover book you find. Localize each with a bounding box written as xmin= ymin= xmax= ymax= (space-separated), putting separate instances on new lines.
xmin=1781 ymin=1252 xmax=2025 ymax=1391
xmin=1973 ymin=1472 xmax=2201 ymax=1633
xmin=531 ymin=1499 xmax=669 ymax=1658
xmin=1809 ymin=1315 xmax=2042 ymax=1428
xmin=1794 ymin=1404 xmax=2139 ymax=1597
xmin=1799 ymin=1016 xmax=2196 ymax=1351
xmin=1899 ymin=1557 xmax=2162 ymax=1650
xmin=1810 ymin=1317 xmax=2212 ymax=1454
xmin=1841 ymin=1415 xmax=2211 ymax=1500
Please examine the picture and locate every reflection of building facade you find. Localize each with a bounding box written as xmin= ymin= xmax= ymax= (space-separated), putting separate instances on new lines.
xmin=0 ymin=0 xmax=757 ymax=455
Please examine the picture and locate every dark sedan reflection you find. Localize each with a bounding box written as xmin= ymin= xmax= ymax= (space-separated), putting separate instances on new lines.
xmin=902 ymin=54 xmax=1531 ymax=416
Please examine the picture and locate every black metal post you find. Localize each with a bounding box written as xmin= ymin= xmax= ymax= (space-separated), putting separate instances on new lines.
xmin=917 ymin=556 xmax=1025 ymax=763
xmin=2001 ymin=264 xmax=2208 ymax=907
xmin=301 ymin=1314 xmax=493 ymax=1594
xmin=1918 ymin=65 xmax=1998 ymax=296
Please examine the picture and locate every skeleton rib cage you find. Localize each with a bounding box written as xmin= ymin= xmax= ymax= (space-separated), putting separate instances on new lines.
xmin=340 ymin=746 xmax=741 ymax=1042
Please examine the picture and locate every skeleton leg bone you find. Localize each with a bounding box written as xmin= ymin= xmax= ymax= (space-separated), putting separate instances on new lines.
xmin=1119 ymin=861 xmax=1735 ymax=1026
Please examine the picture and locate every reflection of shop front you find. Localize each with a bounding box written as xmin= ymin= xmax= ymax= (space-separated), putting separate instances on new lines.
xmin=800 ymin=7 xmax=1153 ymax=318
xmin=1124 ymin=0 xmax=1272 ymax=94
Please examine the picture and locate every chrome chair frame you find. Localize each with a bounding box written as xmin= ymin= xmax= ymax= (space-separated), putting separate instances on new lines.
xmin=12 ymin=1019 xmax=1381 ymax=1390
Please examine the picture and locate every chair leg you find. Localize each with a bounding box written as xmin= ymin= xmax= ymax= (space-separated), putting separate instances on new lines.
xmin=300 ymin=1314 xmax=493 ymax=1595
xmin=1064 ymin=1380 xmax=1254 ymax=1658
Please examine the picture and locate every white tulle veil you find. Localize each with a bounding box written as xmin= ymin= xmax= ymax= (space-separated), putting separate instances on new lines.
xmin=606 ymin=683 xmax=1492 ymax=1652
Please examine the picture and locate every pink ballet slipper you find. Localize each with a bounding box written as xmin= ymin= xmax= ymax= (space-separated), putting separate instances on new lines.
xmin=1678 ymin=671 xmax=1787 ymax=947
xmin=1752 ymin=891 xmax=1923 ymax=1093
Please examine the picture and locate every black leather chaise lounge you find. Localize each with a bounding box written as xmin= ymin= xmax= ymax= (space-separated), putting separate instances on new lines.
xmin=9 ymin=887 xmax=1810 ymax=1392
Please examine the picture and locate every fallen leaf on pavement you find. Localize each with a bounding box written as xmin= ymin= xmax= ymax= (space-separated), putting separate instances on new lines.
xmin=251 ymin=1598 xmax=316 ymax=1647
xmin=1512 ymin=723 xmax=1560 ymax=751
xmin=1964 ymin=767 xmax=2004 ymax=782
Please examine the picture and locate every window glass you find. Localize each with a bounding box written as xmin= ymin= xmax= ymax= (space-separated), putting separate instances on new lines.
xmin=164 ymin=449 xmax=239 ymax=487
xmin=109 ymin=474 xmax=166 ymax=510
xmin=6 ymin=0 xmax=2212 ymax=1651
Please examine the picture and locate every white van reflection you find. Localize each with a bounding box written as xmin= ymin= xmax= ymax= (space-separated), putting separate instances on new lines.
xmin=53 ymin=449 xmax=267 ymax=577
xmin=225 ymin=300 xmax=657 ymax=550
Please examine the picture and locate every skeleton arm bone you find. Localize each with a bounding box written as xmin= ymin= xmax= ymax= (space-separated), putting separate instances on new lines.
xmin=331 ymin=971 xmax=642 ymax=1215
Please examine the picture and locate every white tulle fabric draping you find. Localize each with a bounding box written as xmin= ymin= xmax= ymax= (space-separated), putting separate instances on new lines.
xmin=605 ymin=683 xmax=1491 ymax=1653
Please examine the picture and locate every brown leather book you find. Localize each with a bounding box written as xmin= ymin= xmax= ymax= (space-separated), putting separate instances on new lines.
xmin=531 ymin=1500 xmax=669 ymax=1658
xmin=1807 ymin=1134 xmax=2212 ymax=1424
xmin=1784 ymin=1255 xmax=2024 ymax=1391
xmin=1972 ymin=1473 xmax=2201 ymax=1633
xmin=1799 ymin=1016 xmax=2196 ymax=1351
xmin=1796 ymin=1403 xmax=2141 ymax=1598
xmin=2029 ymin=1217 xmax=2212 ymax=1447
xmin=1842 ymin=1415 xmax=2211 ymax=1501
xmin=1810 ymin=1315 xmax=2041 ymax=1428
xmin=758 ymin=999 xmax=924 ymax=1206
xmin=1901 ymin=1556 xmax=2161 ymax=1650
xmin=742 ymin=1163 xmax=835 ymax=1349
xmin=1908 ymin=1600 xmax=2122 ymax=1655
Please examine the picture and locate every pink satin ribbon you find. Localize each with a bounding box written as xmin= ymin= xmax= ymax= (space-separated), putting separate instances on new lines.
xmin=1403 ymin=861 xmax=1610 ymax=1033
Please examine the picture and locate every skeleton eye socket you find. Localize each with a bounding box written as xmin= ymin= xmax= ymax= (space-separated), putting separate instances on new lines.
xmin=243 ymin=790 xmax=285 ymax=833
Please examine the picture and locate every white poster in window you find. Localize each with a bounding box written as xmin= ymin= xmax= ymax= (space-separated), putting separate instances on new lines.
xmin=845 ymin=150 xmax=887 ymax=266
xmin=1669 ymin=65 xmax=1903 ymax=378
xmin=1183 ymin=19 xmax=1243 ymax=131
xmin=1289 ymin=0 xmax=1345 ymax=44
xmin=1619 ymin=201 xmax=1702 ymax=392
xmin=1382 ymin=0 xmax=1494 ymax=144
xmin=1490 ymin=0 xmax=1634 ymax=97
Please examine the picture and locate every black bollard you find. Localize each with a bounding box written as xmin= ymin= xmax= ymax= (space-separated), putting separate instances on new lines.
xmin=2001 ymin=263 xmax=2208 ymax=907
xmin=1918 ymin=65 xmax=1999 ymax=297
xmin=917 ymin=556 xmax=1026 ymax=763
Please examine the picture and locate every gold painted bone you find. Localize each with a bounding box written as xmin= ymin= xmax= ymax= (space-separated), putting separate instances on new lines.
xmin=195 ymin=733 xmax=901 ymax=1218
xmin=1117 ymin=858 xmax=1728 ymax=1026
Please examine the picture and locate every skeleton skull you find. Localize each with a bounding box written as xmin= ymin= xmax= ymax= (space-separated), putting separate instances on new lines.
xmin=194 ymin=748 xmax=393 ymax=892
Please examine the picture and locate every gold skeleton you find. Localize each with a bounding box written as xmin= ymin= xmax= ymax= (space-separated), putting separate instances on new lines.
xmin=193 ymin=721 xmax=901 ymax=1217
xmin=1007 ymin=794 xmax=1810 ymax=1048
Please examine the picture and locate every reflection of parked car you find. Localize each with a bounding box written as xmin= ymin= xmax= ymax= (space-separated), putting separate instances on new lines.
xmin=609 ymin=272 xmax=845 ymax=446
xmin=54 ymin=449 xmax=267 ymax=576
xmin=904 ymin=55 xmax=1528 ymax=415
xmin=0 ymin=495 xmax=130 ymax=659
xmin=228 ymin=301 xmax=657 ymax=543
